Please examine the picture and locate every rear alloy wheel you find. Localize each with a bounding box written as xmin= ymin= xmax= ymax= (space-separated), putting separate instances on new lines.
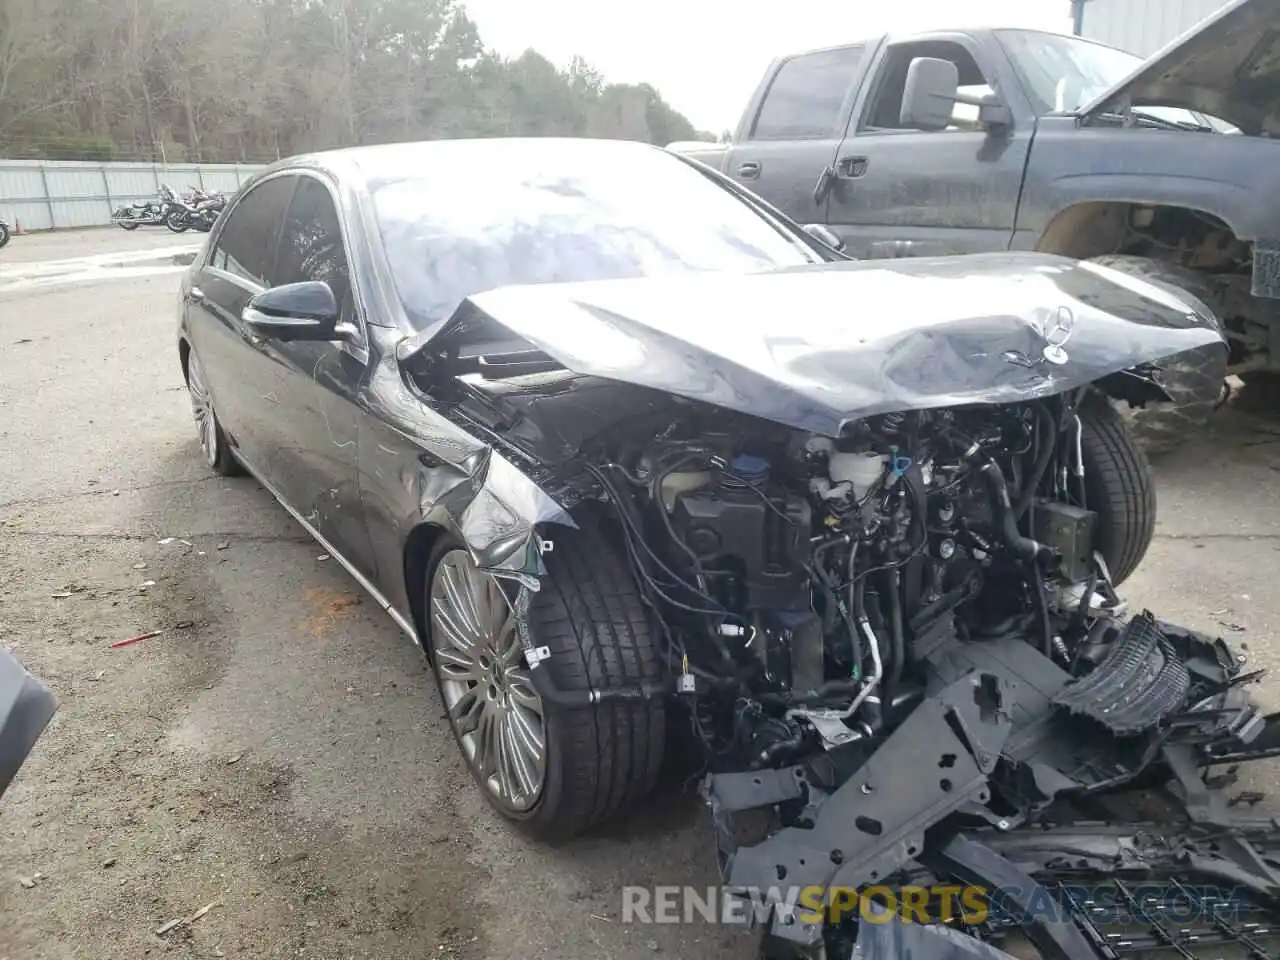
xmin=185 ymin=350 xmax=242 ymax=476
xmin=426 ymin=510 xmax=664 ymax=840
xmin=1086 ymin=254 xmax=1228 ymax=456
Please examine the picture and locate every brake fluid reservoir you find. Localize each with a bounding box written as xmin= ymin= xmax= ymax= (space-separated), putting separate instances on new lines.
xmin=829 ymin=452 xmax=888 ymax=499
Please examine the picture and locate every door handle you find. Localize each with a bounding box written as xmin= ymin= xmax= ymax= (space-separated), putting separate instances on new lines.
xmin=837 ymin=156 xmax=869 ymax=178
xmin=737 ymin=161 xmax=761 ymax=180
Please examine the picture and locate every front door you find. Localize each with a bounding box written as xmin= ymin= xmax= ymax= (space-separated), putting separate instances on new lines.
xmin=254 ymin=174 xmax=378 ymax=580
xmin=826 ymin=36 xmax=1032 ymax=259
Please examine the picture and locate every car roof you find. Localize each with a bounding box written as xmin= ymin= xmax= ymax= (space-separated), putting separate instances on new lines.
xmin=264 ymin=137 xmax=675 ymax=185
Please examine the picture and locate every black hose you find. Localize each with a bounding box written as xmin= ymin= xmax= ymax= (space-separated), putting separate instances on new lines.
xmin=1016 ymin=404 xmax=1057 ymax=521
xmin=974 ymin=461 xmax=1053 ymax=565
xmin=887 ymin=568 xmax=905 ymax=692
xmin=1030 ymin=565 xmax=1054 ymax=658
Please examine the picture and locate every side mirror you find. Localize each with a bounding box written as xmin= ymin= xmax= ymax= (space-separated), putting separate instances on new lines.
xmin=243 ymin=281 xmax=340 ymax=341
xmin=802 ymin=223 xmax=845 ymax=251
xmin=900 ymin=57 xmax=959 ymax=132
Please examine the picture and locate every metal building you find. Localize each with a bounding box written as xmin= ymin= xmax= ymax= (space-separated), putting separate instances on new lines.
xmin=1072 ymin=0 xmax=1231 ymax=54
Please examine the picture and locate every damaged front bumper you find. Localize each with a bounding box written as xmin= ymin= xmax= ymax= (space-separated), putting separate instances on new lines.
xmin=703 ymin=617 xmax=1280 ymax=959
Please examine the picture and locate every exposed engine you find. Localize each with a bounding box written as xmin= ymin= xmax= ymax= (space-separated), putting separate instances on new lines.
xmin=589 ymin=394 xmax=1125 ymax=770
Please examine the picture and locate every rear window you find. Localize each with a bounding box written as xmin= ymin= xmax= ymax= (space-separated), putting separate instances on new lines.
xmin=751 ymin=45 xmax=866 ymax=141
xmin=369 ymin=142 xmax=816 ymax=330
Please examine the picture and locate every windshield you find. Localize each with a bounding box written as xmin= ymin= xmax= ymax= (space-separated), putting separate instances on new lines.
xmin=369 ymin=140 xmax=819 ymax=329
xmin=995 ymin=29 xmax=1238 ymax=131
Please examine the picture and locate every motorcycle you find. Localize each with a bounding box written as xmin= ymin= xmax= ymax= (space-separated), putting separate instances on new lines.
xmin=0 ymin=218 xmax=10 ymax=249
xmin=165 ymin=186 xmax=226 ymax=234
xmin=111 ymin=184 xmax=181 ymax=230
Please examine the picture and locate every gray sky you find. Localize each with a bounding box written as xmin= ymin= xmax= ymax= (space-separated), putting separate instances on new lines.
xmin=461 ymin=0 xmax=1074 ymax=132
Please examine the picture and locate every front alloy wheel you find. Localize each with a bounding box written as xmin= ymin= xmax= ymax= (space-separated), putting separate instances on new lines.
xmin=430 ymin=549 xmax=546 ymax=813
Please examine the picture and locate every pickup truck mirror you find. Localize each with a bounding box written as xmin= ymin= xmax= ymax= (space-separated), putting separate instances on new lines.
xmin=900 ymin=57 xmax=960 ymax=132
xmin=901 ymin=56 xmax=1014 ymax=133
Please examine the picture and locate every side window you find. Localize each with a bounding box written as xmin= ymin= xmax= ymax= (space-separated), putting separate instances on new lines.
xmin=275 ymin=177 xmax=354 ymax=323
xmin=860 ymin=41 xmax=993 ymax=132
xmin=208 ymin=176 xmax=297 ymax=287
xmin=750 ymin=45 xmax=866 ymax=141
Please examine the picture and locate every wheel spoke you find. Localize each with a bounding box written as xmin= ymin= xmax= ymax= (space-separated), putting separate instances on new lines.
xmin=448 ymin=687 xmax=483 ymax=735
xmin=431 ymin=597 xmax=478 ymax=654
xmin=506 ymin=670 xmax=543 ymax=715
xmin=473 ymin=706 xmax=497 ymax=781
xmin=434 ymin=645 xmax=479 ymax=682
xmin=440 ymin=561 xmax=483 ymax=638
xmin=508 ymin=701 xmax=545 ymax=757
xmin=506 ymin=712 xmax=543 ymax=798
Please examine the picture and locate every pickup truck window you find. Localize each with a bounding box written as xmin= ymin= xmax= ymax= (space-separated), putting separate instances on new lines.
xmin=860 ymin=41 xmax=992 ymax=132
xmin=751 ymin=45 xmax=865 ymax=141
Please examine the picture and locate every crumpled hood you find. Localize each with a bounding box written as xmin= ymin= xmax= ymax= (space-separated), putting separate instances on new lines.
xmin=405 ymin=252 xmax=1224 ymax=437
xmin=1081 ymin=0 xmax=1280 ymax=134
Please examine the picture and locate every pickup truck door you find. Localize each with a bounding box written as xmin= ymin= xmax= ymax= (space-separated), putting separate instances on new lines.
xmin=825 ymin=33 xmax=1033 ymax=259
xmin=724 ymin=44 xmax=869 ymax=224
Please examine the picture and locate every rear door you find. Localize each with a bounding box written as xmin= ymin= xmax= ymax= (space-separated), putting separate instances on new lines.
xmin=184 ymin=173 xmax=298 ymax=476
xmin=825 ymin=33 xmax=1033 ymax=258
xmin=725 ymin=44 xmax=869 ymax=225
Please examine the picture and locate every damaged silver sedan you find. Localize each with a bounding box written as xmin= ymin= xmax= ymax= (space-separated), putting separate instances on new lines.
xmin=177 ymin=138 xmax=1280 ymax=959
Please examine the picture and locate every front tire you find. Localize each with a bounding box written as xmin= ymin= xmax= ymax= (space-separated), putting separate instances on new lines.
xmin=0 ymin=223 xmax=10 ymax=248
xmin=1086 ymin=255 xmax=1228 ymax=455
xmin=426 ymin=510 xmax=665 ymax=841
xmin=165 ymin=210 xmax=190 ymax=233
xmin=1079 ymin=396 xmax=1155 ymax=586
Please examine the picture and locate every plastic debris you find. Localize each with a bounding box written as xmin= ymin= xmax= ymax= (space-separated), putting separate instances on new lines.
xmin=226 ymin=754 xmax=242 ymax=765
xmin=317 ymin=554 xmax=330 ymax=561
xmin=16 ymin=875 xmax=36 ymax=889
xmin=111 ymin=630 xmax=163 ymax=649
xmin=155 ymin=901 xmax=219 ymax=937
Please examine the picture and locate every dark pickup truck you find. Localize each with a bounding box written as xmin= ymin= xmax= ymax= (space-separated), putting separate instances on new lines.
xmin=671 ymin=0 xmax=1280 ymax=448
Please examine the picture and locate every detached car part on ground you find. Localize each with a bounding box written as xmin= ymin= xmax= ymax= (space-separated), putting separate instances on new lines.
xmin=0 ymin=648 xmax=56 ymax=802
xmin=176 ymin=139 xmax=1279 ymax=960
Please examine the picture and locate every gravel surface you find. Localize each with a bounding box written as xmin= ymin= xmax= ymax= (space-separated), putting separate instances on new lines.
xmin=2 ymin=229 xmax=1279 ymax=959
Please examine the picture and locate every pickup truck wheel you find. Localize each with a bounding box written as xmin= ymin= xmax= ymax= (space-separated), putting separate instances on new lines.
xmin=1079 ymin=396 xmax=1155 ymax=586
xmin=425 ymin=509 xmax=665 ymax=841
xmin=1086 ymin=255 xmax=1228 ymax=456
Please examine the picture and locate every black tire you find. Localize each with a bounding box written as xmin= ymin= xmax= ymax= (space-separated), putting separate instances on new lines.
xmin=0 ymin=223 xmax=10 ymax=249
xmin=165 ymin=209 xmax=190 ymax=233
xmin=426 ymin=508 xmax=664 ymax=841
xmin=1086 ymin=254 xmax=1228 ymax=455
xmin=118 ymin=220 xmax=139 ymax=230
xmin=1079 ymin=396 xmax=1155 ymax=586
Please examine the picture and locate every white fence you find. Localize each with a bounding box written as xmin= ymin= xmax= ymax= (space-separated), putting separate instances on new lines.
xmin=0 ymin=159 xmax=269 ymax=231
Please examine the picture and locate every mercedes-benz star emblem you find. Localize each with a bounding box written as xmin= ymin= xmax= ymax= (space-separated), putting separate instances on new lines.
xmin=1042 ymin=305 xmax=1075 ymax=365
